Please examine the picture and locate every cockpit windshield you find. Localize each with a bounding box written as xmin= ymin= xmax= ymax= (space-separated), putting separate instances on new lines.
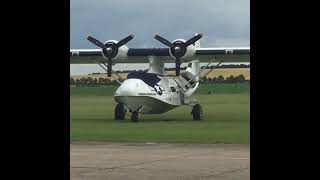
xmin=127 ymin=71 xmax=161 ymax=87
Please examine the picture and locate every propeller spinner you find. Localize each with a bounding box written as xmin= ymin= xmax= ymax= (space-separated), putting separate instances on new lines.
xmin=87 ymin=34 xmax=134 ymax=77
xmin=154 ymin=33 xmax=203 ymax=76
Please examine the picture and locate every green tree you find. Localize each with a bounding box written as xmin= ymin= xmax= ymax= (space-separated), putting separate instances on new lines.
xmin=217 ymin=75 xmax=224 ymax=83
xmin=201 ymin=76 xmax=207 ymax=84
xmin=236 ymin=74 xmax=245 ymax=83
xmin=70 ymin=77 xmax=75 ymax=84
xmin=87 ymin=77 xmax=93 ymax=84
xmin=79 ymin=77 xmax=87 ymax=84
xmin=226 ymin=75 xmax=235 ymax=83
xmin=212 ymin=77 xmax=217 ymax=82
xmin=105 ymin=78 xmax=111 ymax=83
xmin=98 ymin=77 xmax=104 ymax=84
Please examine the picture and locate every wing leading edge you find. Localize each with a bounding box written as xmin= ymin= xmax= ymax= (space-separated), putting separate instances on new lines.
xmin=195 ymin=47 xmax=250 ymax=62
xmin=70 ymin=47 xmax=250 ymax=64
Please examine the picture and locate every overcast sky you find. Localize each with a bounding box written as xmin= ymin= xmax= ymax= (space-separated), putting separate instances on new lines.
xmin=70 ymin=0 xmax=250 ymax=75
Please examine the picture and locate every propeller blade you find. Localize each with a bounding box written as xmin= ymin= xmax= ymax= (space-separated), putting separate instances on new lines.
xmin=175 ymin=58 xmax=181 ymax=76
xmin=184 ymin=33 xmax=203 ymax=47
xmin=115 ymin=34 xmax=135 ymax=48
xmin=87 ymin=36 xmax=106 ymax=49
xmin=154 ymin=34 xmax=173 ymax=47
xmin=107 ymin=58 xmax=112 ymax=77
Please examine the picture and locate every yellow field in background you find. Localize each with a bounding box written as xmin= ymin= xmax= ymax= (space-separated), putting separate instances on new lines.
xmin=71 ymin=68 xmax=250 ymax=80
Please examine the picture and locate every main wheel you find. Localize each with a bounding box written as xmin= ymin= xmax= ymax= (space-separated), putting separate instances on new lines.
xmin=192 ymin=104 xmax=203 ymax=120
xmin=131 ymin=111 xmax=139 ymax=122
xmin=115 ymin=103 xmax=126 ymax=120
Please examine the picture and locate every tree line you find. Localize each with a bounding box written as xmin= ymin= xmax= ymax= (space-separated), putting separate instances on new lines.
xmin=70 ymin=74 xmax=248 ymax=86
xmin=199 ymin=74 xmax=247 ymax=84
xmin=70 ymin=77 xmax=122 ymax=86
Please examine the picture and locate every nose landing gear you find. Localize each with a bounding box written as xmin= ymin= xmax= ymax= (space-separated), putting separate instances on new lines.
xmin=131 ymin=111 xmax=139 ymax=122
xmin=131 ymin=106 xmax=143 ymax=122
xmin=115 ymin=104 xmax=141 ymax=122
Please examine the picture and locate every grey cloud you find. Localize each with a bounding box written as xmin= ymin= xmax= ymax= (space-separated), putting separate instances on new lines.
xmin=70 ymin=0 xmax=249 ymax=48
xmin=70 ymin=0 xmax=249 ymax=74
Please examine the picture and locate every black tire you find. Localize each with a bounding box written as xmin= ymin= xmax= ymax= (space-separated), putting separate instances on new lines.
xmin=131 ymin=111 xmax=139 ymax=122
xmin=192 ymin=104 xmax=203 ymax=120
xmin=115 ymin=103 xmax=126 ymax=120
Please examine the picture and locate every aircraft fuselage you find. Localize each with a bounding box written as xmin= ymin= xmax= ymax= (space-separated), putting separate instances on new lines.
xmin=114 ymin=74 xmax=183 ymax=114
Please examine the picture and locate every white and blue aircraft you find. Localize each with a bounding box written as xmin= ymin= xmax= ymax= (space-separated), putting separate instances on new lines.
xmin=70 ymin=33 xmax=250 ymax=122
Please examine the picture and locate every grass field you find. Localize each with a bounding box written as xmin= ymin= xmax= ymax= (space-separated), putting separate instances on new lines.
xmin=70 ymin=83 xmax=250 ymax=96
xmin=70 ymin=83 xmax=250 ymax=144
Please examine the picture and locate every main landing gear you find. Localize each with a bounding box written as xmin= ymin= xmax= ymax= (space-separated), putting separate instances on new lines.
xmin=191 ymin=104 xmax=203 ymax=120
xmin=115 ymin=103 xmax=126 ymax=120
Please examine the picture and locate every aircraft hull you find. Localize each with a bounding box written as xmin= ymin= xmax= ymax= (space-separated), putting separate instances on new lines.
xmin=114 ymin=96 xmax=178 ymax=114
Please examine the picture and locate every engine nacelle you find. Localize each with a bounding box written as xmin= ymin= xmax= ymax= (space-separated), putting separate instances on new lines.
xmin=169 ymin=39 xmax=196 ymax=62
xmin=101 ymin=40 xmax=129 ymax=62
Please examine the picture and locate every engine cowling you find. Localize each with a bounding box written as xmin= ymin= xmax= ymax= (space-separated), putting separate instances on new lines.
xmin=86 ymin=34 xmax=134 ymax=77
xmin=101 ymin=40 xmax=129 ymax=62
xmin=168 ymin=39 xmax=196 ymax=62
xmin=154 ymin=33 xmax=203 ymax=76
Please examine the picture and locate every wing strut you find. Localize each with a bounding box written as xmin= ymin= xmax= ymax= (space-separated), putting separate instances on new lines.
xmin=183 ymin=58 xmax=224 ymax=90
xmin=97 ymin=62 xmax=122 ymax=85
xmin=101 ymin=62 xmax=124 ymax=81
xmin=186 ymin=57 xmax=216 ymax=86
xmin=194 ymin=60 xmax=224 ymax=85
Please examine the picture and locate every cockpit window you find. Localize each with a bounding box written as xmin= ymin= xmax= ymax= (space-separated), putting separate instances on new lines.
xmin=170 ymin=87 xmax=176 ymax=92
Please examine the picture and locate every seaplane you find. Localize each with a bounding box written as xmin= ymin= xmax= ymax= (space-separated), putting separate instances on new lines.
xmin=70 ymin=33 xmax=250 ymax=122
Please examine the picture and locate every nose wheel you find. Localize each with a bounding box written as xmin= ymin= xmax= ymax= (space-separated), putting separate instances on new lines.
xmin=191 ymin=104 xmax=203 ymax=120
xmin=115 ymin=103 xmax=126 ymax=120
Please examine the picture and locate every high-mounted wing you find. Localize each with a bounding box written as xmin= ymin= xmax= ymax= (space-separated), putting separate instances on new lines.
xmin=70 ymin=47 xmax=250 ymax=64
xmin=195 ymin=47 xmax=250 ymax=62
xmin=70 ymin=49 xmax=102 ymax=64
xmin=70 ymin=48 xmax=171 ymax=64
xmin=71 ymin=33 xmax=249 ymax=66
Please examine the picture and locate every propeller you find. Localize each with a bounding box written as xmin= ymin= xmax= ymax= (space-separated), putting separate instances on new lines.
xmin=154 ymin=33 xmax=203 ymax=76
xmin=87 ymin=34 xmax=134 ymax=77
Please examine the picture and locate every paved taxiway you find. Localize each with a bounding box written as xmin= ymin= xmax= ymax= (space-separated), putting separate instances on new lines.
xmin=71 ymin=142 xmax=250 ymax=180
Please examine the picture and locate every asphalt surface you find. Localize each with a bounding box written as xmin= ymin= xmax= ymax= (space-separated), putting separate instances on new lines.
xmin=71 ymin=142 xmax=250 ymax=180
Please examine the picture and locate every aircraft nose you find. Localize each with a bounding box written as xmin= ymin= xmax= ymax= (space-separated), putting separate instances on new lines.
xmin=114 ymin=79 xmax=140 ymax=97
